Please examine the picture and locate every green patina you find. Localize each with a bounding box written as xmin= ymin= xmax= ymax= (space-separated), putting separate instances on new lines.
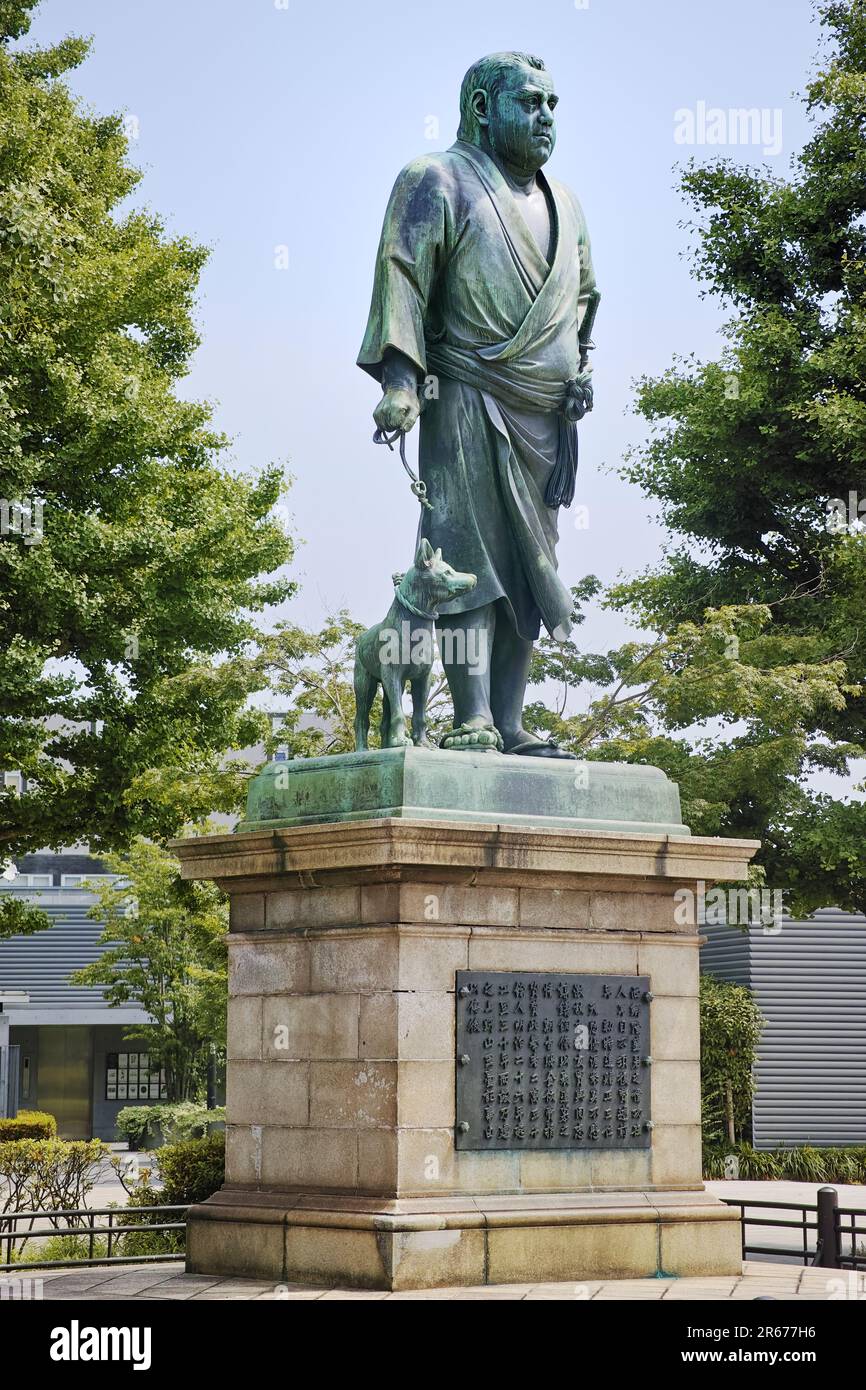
xmin=237 ymin=747 xmax=690 ymax=837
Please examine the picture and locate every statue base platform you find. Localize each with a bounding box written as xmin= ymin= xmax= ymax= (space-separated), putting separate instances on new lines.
xmin=186 ymin=1188 xmax=741 ymax=1290
xmin=174 ymin=758 xmax=757 ymax=1289
xmin=237 ymin=746 xmax=690 ymax=837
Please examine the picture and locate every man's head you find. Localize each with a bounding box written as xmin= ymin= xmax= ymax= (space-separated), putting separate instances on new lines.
xmin=457 ymin=52 xmax=557 ymax=176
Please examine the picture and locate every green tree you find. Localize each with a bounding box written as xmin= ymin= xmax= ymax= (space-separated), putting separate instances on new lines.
xmin=699 ymin=974 xmax=765 ymax=1146
xmin=606 ymin=0 xmax=866 ymax=912
xmin=523 ymin=587 xmax=851 ymax=850
xmin=71 ymin=838 xmax=227 ymax=1100
xmin=0 ymin=1 xmax=294 ymax=869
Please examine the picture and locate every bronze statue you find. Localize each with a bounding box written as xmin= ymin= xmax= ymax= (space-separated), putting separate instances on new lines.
xmin=358 ymin=51 xmax=599 ymax=756
xmin=353 ymin=539 xmax=476 ymax=751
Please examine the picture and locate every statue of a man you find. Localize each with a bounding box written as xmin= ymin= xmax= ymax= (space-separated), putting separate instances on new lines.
xmin=358 ymin=51 xmax=599 ymax=756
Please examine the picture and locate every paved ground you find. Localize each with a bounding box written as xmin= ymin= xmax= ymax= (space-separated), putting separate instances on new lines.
xmin=3 ymin=1260 xmax=860 ymax=1300
xmin=707 ymin=1178 xmax=866 ymax=1208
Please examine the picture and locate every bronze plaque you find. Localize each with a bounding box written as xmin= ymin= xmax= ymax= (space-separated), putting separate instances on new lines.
xmin=454 ymin=971 xmax=652 ymax=1151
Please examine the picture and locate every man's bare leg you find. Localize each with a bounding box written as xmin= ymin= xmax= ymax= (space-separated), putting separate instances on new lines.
xmin=490 ymin=599 xmax=575 ymax=758
xmin=437 ymin=604 xmax=503 ymax=750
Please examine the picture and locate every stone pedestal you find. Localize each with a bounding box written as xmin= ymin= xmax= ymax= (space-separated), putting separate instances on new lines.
xmin=174 ymin=755 xmax=757 ymax=1289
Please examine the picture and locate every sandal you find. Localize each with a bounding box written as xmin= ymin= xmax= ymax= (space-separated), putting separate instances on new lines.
xmin=504 ymin=737 xmax=576 ymax=760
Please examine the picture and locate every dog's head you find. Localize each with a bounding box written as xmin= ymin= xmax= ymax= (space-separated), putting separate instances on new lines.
xmin=408 ymin=538 xmax=477 ymax=608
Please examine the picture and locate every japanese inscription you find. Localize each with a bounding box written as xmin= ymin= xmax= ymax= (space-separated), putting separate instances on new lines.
xmin=455 ymin=971 xmax=652 ymax=1151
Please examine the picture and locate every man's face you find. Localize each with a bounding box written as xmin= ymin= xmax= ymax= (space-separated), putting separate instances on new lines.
xmin=487 ymin=66 xmax=557 ymax=175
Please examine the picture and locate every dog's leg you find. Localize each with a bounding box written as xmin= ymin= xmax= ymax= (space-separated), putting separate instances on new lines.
xmin=380 ymin=668 xmax=410 ymax=747
xmin=410 ymin=669 xmax=434 ymax=747
xmin=353 ymin=660 xmax=377 ymax=751
xmin=378 ymin=690 xmax=391 ymax=748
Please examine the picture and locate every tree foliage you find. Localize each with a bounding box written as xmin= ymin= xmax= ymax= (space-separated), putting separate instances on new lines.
xmin=606 ymin=0 xmax=866 ymax=912
xmin=700 ymin=974 xmax=765 ymax=1145
xmin=71 ymin=838 xmax=227 ymax=1101
xmin=0 ymin=1 xmax=293 ymax=856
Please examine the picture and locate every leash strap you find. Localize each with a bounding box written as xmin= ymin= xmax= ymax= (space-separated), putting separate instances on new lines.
xmin=373 ymin=428 xmax=433 ymax=511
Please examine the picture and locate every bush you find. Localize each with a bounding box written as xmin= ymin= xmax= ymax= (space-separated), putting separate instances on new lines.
xmin=115 ymin=1179 xmax=185 ymax=1259
xmin=116 ymin=1134 xmax=225 ymax=1258
xmin=115 ymin=1102 xmax=225 ymax=1148
xmin=704 ymin=1142 xmax=866 ymax=1183
xmin=156 ymin=1133 xmax=225 ymax=1205
xmin=700 ymin=974 xmax=765 ymax=1145
xmin=114 ymin=1106 xmax=154 ymax=1148
xmin=0 ymin=1110 xmax=57 ymax=1141
xmin=0 ymin=1138 xmax=111 ymax=1261
xmin=15 ymin=1233 xmax=110 ymax=1265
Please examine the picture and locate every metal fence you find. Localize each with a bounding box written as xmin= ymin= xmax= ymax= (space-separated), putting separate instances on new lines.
xmin=0 ymin=1203 xmax=188 ymax=1271
xmin=722 ymin=1187 xmax=866 ymax=1270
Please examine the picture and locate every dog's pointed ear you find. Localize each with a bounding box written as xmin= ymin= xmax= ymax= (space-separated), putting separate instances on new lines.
xmin=415 ymin=537 xmax=434 ymax=568
xmin=434 ymin=547 xmax=442 ymax=562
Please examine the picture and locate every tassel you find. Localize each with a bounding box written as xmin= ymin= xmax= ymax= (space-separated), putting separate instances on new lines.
xmin=545 ymin=376 xmax=592 ymax=510
xmin=545 ymin=416 xmax=578 ymax=509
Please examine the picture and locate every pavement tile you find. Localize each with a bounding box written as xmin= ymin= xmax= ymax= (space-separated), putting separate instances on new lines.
xmin=318 ymin=1290 xmax=391 ymax=1300
xmin=255 ymin=1289 xmax=326 ymax=1300
xmin=523 ymin=1289 xmax=592 ymax=1300
xmin=593 ymin=1288 xmax=669 ymax=1299
xmin=385 ymin=1289 xmax=460 ymax=1300
xmin=436 ymin=1284 xmax=525 ymax=1295
xmin=140 ymin=1277 xmax=227 ymax=1300
xmin=527 ymin=1283 xmax=603 ymax=1296
xmin=78 ymin=1270 xmax=185 ymax=1294
xmin=17 ymin=1255 xmax=846 ymax=1301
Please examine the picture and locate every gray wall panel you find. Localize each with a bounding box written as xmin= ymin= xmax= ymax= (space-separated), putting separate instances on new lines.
xmin=701 ymin=911 xmax=866 ymax=1148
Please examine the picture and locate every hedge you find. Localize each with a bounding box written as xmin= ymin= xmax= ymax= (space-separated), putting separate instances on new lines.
xmin=0 ymin=1110 xmax=57 ymax=1141
xmin=704 ymin=1142 xmax=866 ymax=1183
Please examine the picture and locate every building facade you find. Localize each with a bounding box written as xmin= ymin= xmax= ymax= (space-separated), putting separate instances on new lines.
xmin=701 ymin=909 xmax=866 ymax=1149
xmin=0 ymin=852 xmax=153 ymax=1140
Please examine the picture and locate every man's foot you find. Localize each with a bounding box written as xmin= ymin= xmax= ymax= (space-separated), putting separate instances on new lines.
xmin=440 ymin=720 xmax=504 ymax=752
xmin=502 ymin=730 xmax=576 ymax=759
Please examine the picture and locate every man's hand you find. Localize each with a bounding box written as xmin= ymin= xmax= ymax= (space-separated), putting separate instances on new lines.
xmin=373 ymin=385 xmax=420 ymax=434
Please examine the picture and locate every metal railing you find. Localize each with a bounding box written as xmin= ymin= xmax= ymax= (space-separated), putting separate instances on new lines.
xmin=0 ymin=1203 xmax=188 ymax=1271
xmin=722 ymin=1187 xmax=866 ymax=1270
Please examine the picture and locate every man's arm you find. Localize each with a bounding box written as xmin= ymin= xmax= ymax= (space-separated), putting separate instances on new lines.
xmin=376 ymin=347 xmax=422 ymax=433
xmin=357 ymin=157 xmax=447 ymax=433
xmin=573 ymin=194 xmax=600 ymax=374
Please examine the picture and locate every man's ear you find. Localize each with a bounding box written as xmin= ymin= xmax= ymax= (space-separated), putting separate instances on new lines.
xmin=470 ymin=87 xmax=489 ymax=128
xmin=415 ymin=537 xmax=434 ymax=567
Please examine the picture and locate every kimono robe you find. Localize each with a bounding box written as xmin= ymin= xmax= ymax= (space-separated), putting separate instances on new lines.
xmin=358 ymin=140 xmax=598 ymax=641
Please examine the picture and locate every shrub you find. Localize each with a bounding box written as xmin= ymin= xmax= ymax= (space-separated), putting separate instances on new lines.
xmin=704 ymin=1142 xmax=866 ymax=1183
xmin=115 ymin=1102 xmax=225 ymax=1148
xmin=155 ymin=1133 xmax=225 ymax=1205
xmin=0 ymin=1110 xmax=57 ymax=1141
xmin=115 ymin=1181 xmax=185 ymax=1259
xmin=16 ymin=1233 xmax=110 ymax=1265
xmin=114 ymin=1106 xmax=155 ymax=1148
xmin=116 ymin=1134 xmax=225 ymax=1258
xmin=700 ymin=974 xmax=765 ymax=1144
xmin=0 ymin=1138 xmax=111 ymax=1260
